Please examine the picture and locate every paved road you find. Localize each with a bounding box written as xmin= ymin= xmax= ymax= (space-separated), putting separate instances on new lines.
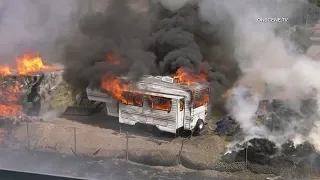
xmin=0 ymin=147 xmax=227 ymax=180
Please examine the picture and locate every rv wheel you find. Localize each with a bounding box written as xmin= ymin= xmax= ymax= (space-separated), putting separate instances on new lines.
xmin=194 ymin=119 xmax=205 ymax=136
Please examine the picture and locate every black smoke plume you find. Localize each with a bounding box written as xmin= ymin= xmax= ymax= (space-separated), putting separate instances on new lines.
xmin=62 ymin=0 xmax=240 ymax=108
xmin=63 ymin=0 xmax=157 ymax=88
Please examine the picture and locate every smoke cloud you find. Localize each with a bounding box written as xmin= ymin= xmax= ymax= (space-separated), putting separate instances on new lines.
xmin=62 ymin=0 xmax=239 ymax=103
xmin=61 ymin=0 xmax=320 ymax=151
xmin=0 ymin=0 xmax=77 ymax=64
xmin=201 ymin=0 xmax=320 ymax=150
xmin=63 ymin=0 xmax=157 ymax=88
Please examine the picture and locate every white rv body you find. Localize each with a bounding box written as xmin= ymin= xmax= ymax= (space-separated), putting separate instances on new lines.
xmin=86 ymin=76 xmax=209 ymax=134
xmin=86 ymin=86 xmax=119 ymax=117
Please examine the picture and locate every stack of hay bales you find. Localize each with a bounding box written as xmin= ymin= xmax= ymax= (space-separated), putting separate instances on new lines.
xmin=39 ymin=70 xmax=77 ymax=115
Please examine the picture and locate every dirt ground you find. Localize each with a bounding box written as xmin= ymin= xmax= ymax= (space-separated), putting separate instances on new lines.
xmin=7 ymin=113 xmax=278 ymax=180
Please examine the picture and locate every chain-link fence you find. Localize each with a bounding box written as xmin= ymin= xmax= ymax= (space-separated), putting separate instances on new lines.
xmin=10 ymin=123 xmax=182 ymax=161
xmin=3 ymin=122 xmax=316 ymax=178
xmin=8 ymin=122 xmax=189 ymax=166
xmin=17 ymin=123 xmax=75 ymax=154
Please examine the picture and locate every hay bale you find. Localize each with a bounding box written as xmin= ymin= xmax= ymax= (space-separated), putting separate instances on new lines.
xmin=38 ymin=71 xmax=75 ymax=114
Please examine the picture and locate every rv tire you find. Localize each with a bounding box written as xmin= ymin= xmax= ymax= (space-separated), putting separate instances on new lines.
xmin=194 ymin=119 xmax=205 ymax=136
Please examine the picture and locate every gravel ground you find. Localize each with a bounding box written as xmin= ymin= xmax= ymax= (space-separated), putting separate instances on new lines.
xmin=3 ymin=114 xmax=274 ymax=179
xmin=0 ymin=147 xmax=233 ymax=180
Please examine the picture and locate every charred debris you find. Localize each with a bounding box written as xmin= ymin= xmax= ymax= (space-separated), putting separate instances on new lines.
xmin=218 ymin=92 xmax=320 ymax=176
xmin=217 ymin=98 xmax=318 ymax=136
xmin=222 ymin=138 xmax=320 ymax=176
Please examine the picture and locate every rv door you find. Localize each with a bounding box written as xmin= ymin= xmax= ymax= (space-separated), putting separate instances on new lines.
xmin=177 ymin=98 xmax=185 ymax=129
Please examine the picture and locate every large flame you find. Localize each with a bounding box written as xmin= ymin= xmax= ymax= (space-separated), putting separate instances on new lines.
xmin=0 ymin=52 xmax=57 ymax=76
xmin=17 ymin=52 xmax=56 ymax=75
xmin=101 ymin=76 xmax=173 ymax=111
xmin=101 ymin=77 xmax=144 ymax=106
xmin=101 ymin=67 xmax=209 ymax=111
xmin=101 ymin=77 xmax=129 ymax=103
xmin=174 ymin=67 xmax=208 ymax=85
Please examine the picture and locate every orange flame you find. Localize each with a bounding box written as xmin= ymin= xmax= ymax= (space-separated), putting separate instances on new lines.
xmin=0 ymin=52 xmax=57 ymax=76
xmin=101 ymin=77 xmax=129 ymax=103
xmin=101 ymin=77 xmax=144 ymax=106
xmin=101 ymin=68 xmax=210 ymax=111
xmin=0 ymin=66 xmax=12 ymax=76
xmin=193 ymin=89 xmax=209 ymax=108
xmin=105 ymin=52 xmax=120 ymax=65
xmin=148 ymin=95 xmax=172 ymax=112
xmin=17 ymin=52 xmax=56 ymax=75
xmin=173 ymin=68 xmax=207 ymax=85
xmin=0 ymin=81 xmax=25 ymax=119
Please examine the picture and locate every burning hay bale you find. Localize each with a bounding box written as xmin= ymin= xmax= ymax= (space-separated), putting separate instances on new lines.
xmin=0 ymin=52 xmax=74 ymax=123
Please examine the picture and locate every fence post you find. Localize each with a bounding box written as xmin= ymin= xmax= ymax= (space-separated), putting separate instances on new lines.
xmin=178 ymin=139 xmax=185 ymax=164
xmin=126 ymin=133 xmax=129 ymax=161
xmin=245 ymin=142 xmax=248 ymax=169
xmin=27 ymin=123 xmax=30 ymax=150
xmin=310 ymin=159 xmax=313 ymax=177
xmin=74 ymin=127 xmax=77 ymax=156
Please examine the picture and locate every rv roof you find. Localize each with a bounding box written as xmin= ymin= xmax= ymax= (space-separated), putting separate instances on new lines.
xmin=137 ymin=76 xmax=207 ymax=90
xmin=88 ymin=75 xmax=208 ymax=99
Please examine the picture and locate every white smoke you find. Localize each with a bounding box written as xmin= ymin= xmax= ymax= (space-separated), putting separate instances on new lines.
xmin=199 ymin=0 xmax=320 ymax=150
xmin=0 ymin=0 xmax=78 ymax=63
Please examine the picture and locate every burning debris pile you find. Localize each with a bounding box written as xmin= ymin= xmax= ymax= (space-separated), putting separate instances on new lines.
xmin=216 ymin=85 xmax=320 ymax=176
xmin=0 ymin=52 xmax=73 ymax=123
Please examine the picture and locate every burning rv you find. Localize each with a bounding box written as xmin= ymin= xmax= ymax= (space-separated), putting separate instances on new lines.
xmin=86 ymin=75 xmax=210 ymax=134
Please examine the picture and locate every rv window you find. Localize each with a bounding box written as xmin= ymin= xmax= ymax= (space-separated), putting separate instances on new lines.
xmin=148 ymin=96 xmax=172 ymax=112
xmin=180 ymin=99 xmax=184 ymax=111
xmin=133 ymin=93 xmax=143 ymax=107
xmin=193 ymin=88 xmax=209 ymax=108
xmin=122 ymin=92 xmax=143 ymax=107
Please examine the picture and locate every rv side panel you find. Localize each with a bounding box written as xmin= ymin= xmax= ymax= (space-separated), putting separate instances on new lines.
xmin=191 ymin=106 xmax=207 ymax=125
xmin=119 ymin=99 xmax=178 ymax=133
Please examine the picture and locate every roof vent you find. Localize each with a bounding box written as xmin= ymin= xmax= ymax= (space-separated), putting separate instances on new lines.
xmin=161 ymin=76 xmax=174 ymax=83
